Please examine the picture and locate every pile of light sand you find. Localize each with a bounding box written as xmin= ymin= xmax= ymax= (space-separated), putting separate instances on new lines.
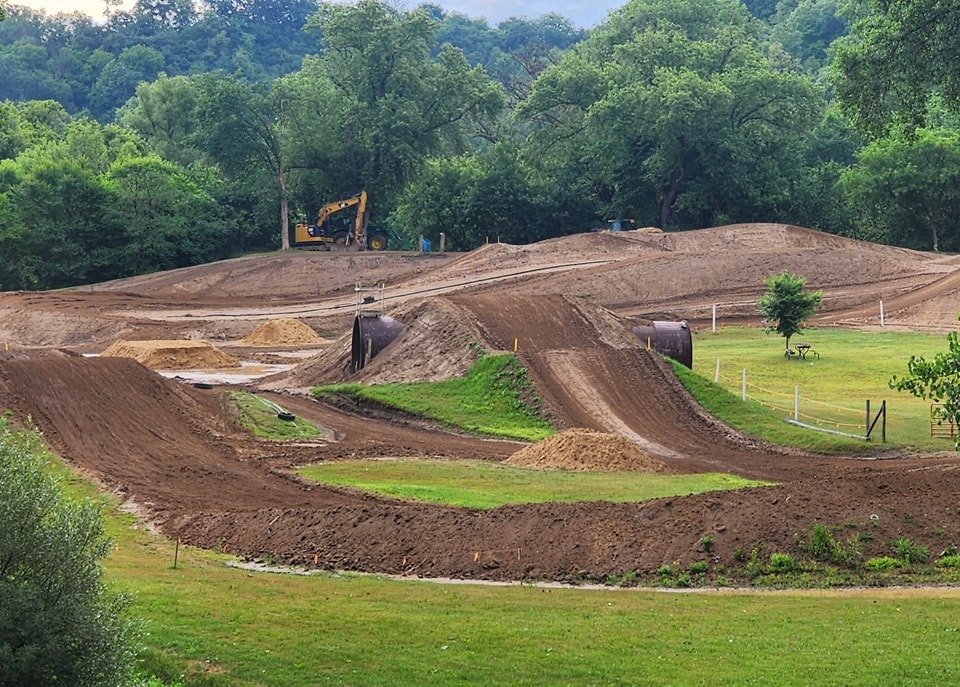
xmin=506 ymin=428 xmax=666 ymax=472
xmin=240 ymin=318 xmax=326 ymax=346
xmin=101 ymin=340 xmax=240 ymax=370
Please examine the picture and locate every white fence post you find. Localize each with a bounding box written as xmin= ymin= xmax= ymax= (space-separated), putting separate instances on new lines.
xmin=795 ymin=386 xmax=800 ymax=421
xmin=715 ymin=358 xmax=720 ymax=384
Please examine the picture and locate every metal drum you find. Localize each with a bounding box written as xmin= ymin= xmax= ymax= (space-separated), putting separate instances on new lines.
xmin=632 ymin=321 xmax=693 ymax=368
xmin=351 ymin=314 xmax=404 ymax=371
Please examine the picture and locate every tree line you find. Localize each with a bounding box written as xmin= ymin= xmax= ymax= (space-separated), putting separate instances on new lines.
xmin=1 ymin=0 xmax=959 ymax=290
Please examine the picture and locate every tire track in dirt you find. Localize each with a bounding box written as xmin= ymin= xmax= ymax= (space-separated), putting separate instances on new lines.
xmin=538 ymin=349 xmax=683 ymax=460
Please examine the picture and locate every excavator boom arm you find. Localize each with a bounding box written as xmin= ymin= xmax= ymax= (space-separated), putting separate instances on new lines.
xmin=315 ymin=192 xmax=363 ymax=226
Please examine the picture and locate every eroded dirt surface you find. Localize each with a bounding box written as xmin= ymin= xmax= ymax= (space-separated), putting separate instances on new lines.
xmin=2 ymin=225 xmax=960 ymax=583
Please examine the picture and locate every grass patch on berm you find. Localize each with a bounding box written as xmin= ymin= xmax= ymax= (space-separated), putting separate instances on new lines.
xmin=227 ymin=391 xmax=324 ymax=440
xmin=312 ymin=353 xmax=553 ymax=441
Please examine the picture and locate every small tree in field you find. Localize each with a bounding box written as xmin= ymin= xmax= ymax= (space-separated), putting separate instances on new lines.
xmin=890 ymin=321 xmax=960 ymax=450
xmin=757 ymin=271 xmax=822 ymax=351
xmin=0 ymin=425 xmax=138 ymax=687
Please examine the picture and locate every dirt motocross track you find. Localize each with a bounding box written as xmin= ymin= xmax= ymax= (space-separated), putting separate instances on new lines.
xmin=3 ymin=223 xmax=960 ymax=583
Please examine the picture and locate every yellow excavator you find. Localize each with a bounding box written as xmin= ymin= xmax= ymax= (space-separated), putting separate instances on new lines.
xmin=293 ymin=191 xmax=389 ymax=251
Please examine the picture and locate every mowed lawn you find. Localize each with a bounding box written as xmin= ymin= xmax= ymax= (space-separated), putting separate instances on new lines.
xmin=691 ymin=326 xmax=956 ymax=452
xmin=114 ymin=516 xmax=960 ymax=686
xmin=299 ymin=458 xmax=766 ymax=508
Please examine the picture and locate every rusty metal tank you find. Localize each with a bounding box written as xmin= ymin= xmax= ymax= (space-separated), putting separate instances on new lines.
xmin=631 ymin=320 xmax=693 ymax=368
xmin=351 ymin=314 xmax=404 ymax=371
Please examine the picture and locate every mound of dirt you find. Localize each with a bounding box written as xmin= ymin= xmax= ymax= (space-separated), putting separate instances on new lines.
xmin=240 ymin=318 xmax=326 ymax=346
xmin=506 ymin=428 xmax=667 ymax=472
xmin=277 ymin=296 xmax=489 ymax=389
xmin=101 ymin=339 xmax=240 ymax=369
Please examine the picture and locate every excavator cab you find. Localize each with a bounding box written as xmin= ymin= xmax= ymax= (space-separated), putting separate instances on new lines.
xmin=607 ymin=219 xmax=636 ymax=231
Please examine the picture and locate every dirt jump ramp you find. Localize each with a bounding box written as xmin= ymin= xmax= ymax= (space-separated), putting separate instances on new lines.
xmin=452 ymin=293 xmax=781 ymax=474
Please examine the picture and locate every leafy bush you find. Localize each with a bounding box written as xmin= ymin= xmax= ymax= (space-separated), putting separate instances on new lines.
xmin=0 ymin=426 xmax=138 ymax=687
xmin=865 ymin=556 xmax=900 ymax=572
xmin=769 ymin=552 xmax=798 ymax=573
xmin=892 ymin=538 xmax=929 ymax=564
xmin=937 ymin=554 xmax=960 ymax=569
xmin=807 ymin=523 xmax=862 ymax=567
xmin=657 ymin=564 xmax=677 ymax=584
xmin=688 ymin=561 xmax=709 ymax=575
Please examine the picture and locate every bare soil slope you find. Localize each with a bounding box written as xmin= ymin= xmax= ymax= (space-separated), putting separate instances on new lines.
xmin=2 ymin=224 xmax=960 ymax=583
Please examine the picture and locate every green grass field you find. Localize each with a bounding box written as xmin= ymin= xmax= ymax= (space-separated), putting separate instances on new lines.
xmin=109 ymin=508 xmax=960 ymax=686
xmin=690 ymin=326 xmax=956 ymax=452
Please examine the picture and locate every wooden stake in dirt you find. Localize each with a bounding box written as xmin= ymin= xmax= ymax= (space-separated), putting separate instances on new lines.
xmin=173 ymin=537 xmax=180 ymax=569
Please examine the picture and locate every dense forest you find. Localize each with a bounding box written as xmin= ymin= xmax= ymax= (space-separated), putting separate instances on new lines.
xmin=0 ymin=0 xmax=958 ymax=290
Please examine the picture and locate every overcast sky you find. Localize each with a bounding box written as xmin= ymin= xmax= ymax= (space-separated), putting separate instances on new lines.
xmin=12 ymin=0 xmax=621 ymax=28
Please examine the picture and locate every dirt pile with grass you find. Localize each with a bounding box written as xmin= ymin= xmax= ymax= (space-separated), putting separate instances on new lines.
xmin=101 ymin=339 xmax=240 ymax=369
xmin=506 ymin=428 xmax=667 ymax=472
xmin=240 ymin=318 xmax=326 ymax=347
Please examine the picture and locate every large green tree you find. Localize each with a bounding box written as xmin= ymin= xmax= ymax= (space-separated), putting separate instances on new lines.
xmin=518 ymin=0 xmax=823 ymax=230
xmin=0 ymin=425 xmax=138 ymax=686
xmin=390 ymin=143 xmax=561 ymax=250
xmin=3 ymin=154 xmax=121 ymax=288
xmin=117 ymin=73 xmax=202 ymax=166
xmin=0 ymin=104 xmax=234 ymax=289
xmin=106 ymin=154 xmax=229 ymax=272
xmin=768 ymin=0 xmax=848 ymax=71
xmin=288 ymin=0 xmax=503 ymax=221
xmin=193 ymin=75 xmax=291 ymax=249
xmin=757 ymin=271 xmax=822 ymax=351
xmin=839 ymin=129 xmax=960 ymax=252
xmin=832 ymin=0 xmax=960 ymax=136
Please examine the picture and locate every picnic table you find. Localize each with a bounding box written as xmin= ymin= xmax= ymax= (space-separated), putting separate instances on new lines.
xmin=794 ymin=342 xmax=819 ymax=360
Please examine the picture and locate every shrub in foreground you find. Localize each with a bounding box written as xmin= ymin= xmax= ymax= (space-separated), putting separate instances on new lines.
xmin=0 ymin=425 xmax=138 ymax=687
